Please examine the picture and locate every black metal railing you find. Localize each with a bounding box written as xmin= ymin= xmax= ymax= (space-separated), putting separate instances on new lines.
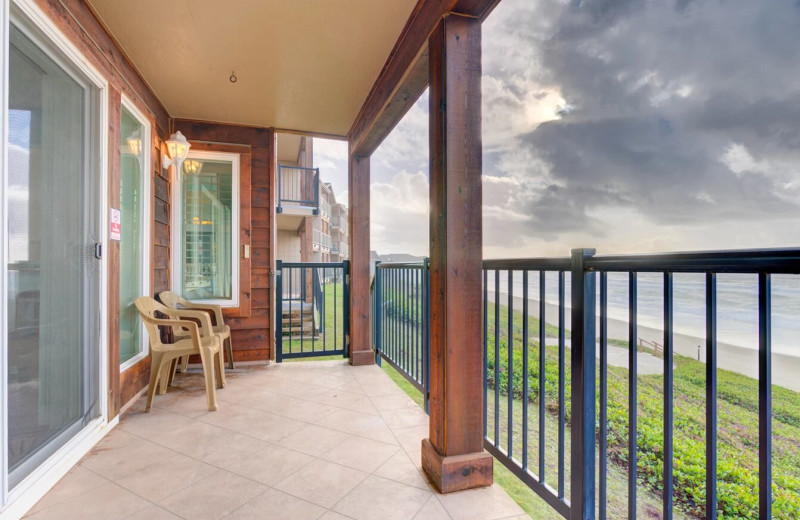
xmin=372 ymin=260 xmax=430 ymax=410
xmin=277 ymin=165 xmax=319 ymax=213
xmin=276 ymin=261 xmax=349 ymax=361
xmin=367 ymin=248 xmax=800 ymax=520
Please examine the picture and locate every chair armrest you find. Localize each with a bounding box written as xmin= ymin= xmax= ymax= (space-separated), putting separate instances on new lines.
xmin=165 ymin=308 xmax=215 ymax=338
xmin=140 ymin=315 xmax=202 ymax=346
xmin=181 ymin=301 xmax=224 ymax=329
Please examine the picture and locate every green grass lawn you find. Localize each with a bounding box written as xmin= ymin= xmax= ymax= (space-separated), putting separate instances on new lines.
xmin=485 ymin=297 xmax=800 ymax=520
xmin=378 ymin=295 xmax=800 ymax=520
xmin=282 ymin=281 xmax=346 ymax=357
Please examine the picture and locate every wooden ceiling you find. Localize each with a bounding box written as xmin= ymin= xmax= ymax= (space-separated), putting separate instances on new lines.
xmin=87 ymin=0 xmax=417 ymax=137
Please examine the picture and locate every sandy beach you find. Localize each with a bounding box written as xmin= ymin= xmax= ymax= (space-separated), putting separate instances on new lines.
xmin=487 ymin=290 xmax=800 ymax=392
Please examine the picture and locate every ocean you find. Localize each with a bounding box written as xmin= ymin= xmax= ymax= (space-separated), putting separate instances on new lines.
xmin=488 ymin=271 xmax=800 ymax=357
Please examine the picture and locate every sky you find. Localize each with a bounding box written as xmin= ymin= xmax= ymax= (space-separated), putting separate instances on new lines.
xmin=315 ymin=0 xmax=800 ymax=259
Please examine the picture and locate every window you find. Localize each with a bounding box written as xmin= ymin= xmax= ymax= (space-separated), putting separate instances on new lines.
xmin=119 ymin=101 xmax=150 ymax=368
xmin=174 ymin=151 xmax=240 ymax=306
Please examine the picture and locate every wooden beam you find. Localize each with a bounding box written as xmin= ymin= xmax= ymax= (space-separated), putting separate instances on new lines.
xmin=422 ymin=13 xmax=491 ymax=494
xmin=347 ymin=151 xmax=374 ymax=366
xmin=347 ymin=0 xmax=500 ymax=156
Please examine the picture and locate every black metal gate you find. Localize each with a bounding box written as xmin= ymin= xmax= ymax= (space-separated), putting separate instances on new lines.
xmin=275 ymin=261 xmax=349 ymax=361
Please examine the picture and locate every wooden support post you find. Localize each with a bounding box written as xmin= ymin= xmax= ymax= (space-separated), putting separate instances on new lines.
xmin=422 ymin=13 xmax=491 ymax=493
xmin=347 ymin=150 xmax=374 ymax=366
xmin=269 ymin=129 xmax=278 ymax=362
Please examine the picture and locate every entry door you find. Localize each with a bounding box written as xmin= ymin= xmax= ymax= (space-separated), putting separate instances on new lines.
xmin=6 ymin=19 xmax=102 ymax=487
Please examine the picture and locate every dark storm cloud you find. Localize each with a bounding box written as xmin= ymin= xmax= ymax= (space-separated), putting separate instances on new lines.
xmin=484 ymin=0 xmax=800 ymax=241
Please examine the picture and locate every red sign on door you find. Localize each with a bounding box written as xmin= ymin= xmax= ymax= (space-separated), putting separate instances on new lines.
xmin=110 ymin=208 xmax=121 ymax=241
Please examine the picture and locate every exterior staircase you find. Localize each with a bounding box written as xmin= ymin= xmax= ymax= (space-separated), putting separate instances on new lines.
xmin=281 ymin=300 xmax=317 ymax=336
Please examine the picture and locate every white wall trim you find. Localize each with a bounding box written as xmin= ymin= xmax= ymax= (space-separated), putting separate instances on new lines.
xmin=119 ymin=96 xmax=151 ymax=372
xmin=171 ymin=149 xmax=241 ymax=307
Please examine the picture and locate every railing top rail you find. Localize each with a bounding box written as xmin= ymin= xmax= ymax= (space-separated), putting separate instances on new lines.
xmin=278 ymin=261 xmax=346 ymax=269
xmin=585 ymin=247 xmax=800 ymax=274
xmin=278 ymin=165 xmax=319 ymax=173
xmin=483 ymin=258 xmax=572 ymax=271
xmin=484 ymin=248 xmax=800 ymax=274
xmin=376 ymin=261 xmax=427 ymax=269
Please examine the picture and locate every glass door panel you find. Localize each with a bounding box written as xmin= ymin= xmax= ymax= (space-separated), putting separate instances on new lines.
xmin=7 ymin=22 xmax=100 ymax=486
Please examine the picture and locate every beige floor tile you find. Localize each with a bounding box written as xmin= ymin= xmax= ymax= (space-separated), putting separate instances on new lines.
xmin=436 ymin=484 xmax=525 ymax=520
xmin=221 ymin=488 xmax=325 ymax=520
xmin=23 ymin=482 xmax=149 ymax=520
xmin=271 ymin=398 xmax=339 ymax=422
xmin=333 ymin=475 xmax=432 ymax=520
xmin=273 ymin=459 xmax=368 ymax=508
xmin=322 ymin=436 xmax=399 ymax=473
xmin=198 ymin=402 xmax=308 ymax=443
xmin=174 ymin=430 xmax=274 ymax=468
xmin=380 ymin=407 xmax=429 ymax=429
xmin=120 ymin=408 xmax=197 ymax=439
xmin=374 ymin=451 xmax=431 ymax=490
xmin=391 ymin=424 xmax=428 ymax=464
xmin=318 ymin=512 xmax=355 ymax=520
xmin=124 ymin=504 xmax=184 ymax=519
xmin=369 ymin=393 xmax=423 ymax=412
xmin=116 ymin=452 xmax=217 ymax=501
xmin=158 ymin=470 xmax=267 ymax=520
xmin=222 ymin=443 xmax=315 ymax=486
xmin=27 ymin=466 xmax=107 ymax=514
xmin=413 ymin=496 xmax=453 ymax=520
xmin=315 ymin=409 xmax=398 ymax=445
xmin=81 ymin=430 xmax=175 ymax=481
xmin=277 ymin=424 xmax=351 ymax=456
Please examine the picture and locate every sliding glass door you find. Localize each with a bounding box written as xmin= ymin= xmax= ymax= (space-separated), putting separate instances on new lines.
xmin=6 ymin=13 xmax=102 ymax=488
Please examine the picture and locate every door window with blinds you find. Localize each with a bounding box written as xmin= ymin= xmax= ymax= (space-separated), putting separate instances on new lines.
xmin=174 ymin=151 xmax=239 ymax=306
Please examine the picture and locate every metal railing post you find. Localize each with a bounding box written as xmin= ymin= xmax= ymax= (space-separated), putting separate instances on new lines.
xmin=375 ymin=262 xmax=382 ymax=365
xmin=313 ymin=168 xmax=320 ymax=215
xmin=275 ymin=260 xmax=283 ymax=362
xmin=277 ymin=166 xmax=283 ymax=213
xmin=570 ymin=248 xmax=596 ymax=520
xmin=423 ymin=257 xmax=430 ymax=414
xmin=342 ymin=260 xmax=350 ymax=358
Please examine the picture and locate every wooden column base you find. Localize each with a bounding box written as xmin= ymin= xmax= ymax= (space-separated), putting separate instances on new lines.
xmin=349 ymin=349 xmax=375 ymax=366
xmin=421 ymin=438 xmax=493 ymax=493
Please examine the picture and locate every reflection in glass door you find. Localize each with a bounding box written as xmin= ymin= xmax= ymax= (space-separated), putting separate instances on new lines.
xmin=6 ymin=21 xmax=101 ymax=486
xmin=119 ymin=106 xmax=146 ymax=365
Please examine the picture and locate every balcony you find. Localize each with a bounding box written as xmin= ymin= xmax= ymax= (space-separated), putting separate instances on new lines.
xmin=23 ymin=361 xmax=525 ymax=520
xmin=320 ymin=200 xmax=332 ymax=221
xmin=277 ymin=165 xmax=319 ymax=215
xmin=313 ymin=231 xmax=332 ymax=252
xmin=331 ymin=215 xmax=348 ymax=234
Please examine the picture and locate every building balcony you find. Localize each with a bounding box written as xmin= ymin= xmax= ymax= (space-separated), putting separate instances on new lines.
xmin=24 ymin=361 xmax=525 ymax=520
xmin=277 ymin=165 xmax=320 ymax=216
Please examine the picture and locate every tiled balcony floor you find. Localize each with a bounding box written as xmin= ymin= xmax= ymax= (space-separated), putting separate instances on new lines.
xmin=24 ymin=360 xmax=529 ymax=520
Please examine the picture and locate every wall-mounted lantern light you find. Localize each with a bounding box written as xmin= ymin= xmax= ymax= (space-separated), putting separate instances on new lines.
xmin=162 ymin=131 xmax=190 ymax=172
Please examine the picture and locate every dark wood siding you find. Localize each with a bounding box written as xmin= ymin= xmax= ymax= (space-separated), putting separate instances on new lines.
xmin=173 ymin=120 xmax=275 ymax=362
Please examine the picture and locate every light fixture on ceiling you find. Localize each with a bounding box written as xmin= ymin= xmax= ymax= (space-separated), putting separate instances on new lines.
xmin=183 ymin=159 xmax=203 ymax=175
xmin=126 ymin=129 xmax=142 ymax=157
xmin=229 ymin=71 xmax=237 ymax=83
xmin=162 ymin=131 xmax=191 ymax=172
